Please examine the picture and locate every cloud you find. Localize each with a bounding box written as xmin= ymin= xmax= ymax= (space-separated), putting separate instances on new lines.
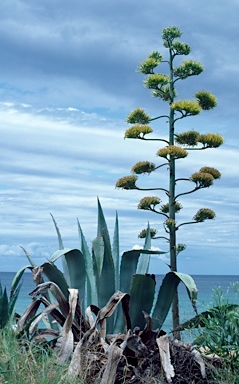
xmin=0 ymin=1 xmax=238 ymax=274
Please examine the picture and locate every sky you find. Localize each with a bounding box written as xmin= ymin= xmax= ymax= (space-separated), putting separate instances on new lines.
xmin=0 ymin=0 xmax=239 ymax=275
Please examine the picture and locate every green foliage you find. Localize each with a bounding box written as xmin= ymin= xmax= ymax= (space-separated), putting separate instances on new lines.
xmin=115 ymin=175 xmax=138 ymax=189
xmin=181 ymin=284 xmax=239 ymax=373
xmin=131 ymin=161 xmax=156 ymax=174
xmin=126 ymin=108 xmax=151 ymax=125
xmin=193 ymin=208 xmax=216 ymax=222
xmin=124 ymin=125 xmax=153 ymax=139
xmin=0 ymin=268 xmax=28 ymax=328
xmin=18 ymin=200 xmax=198 ymax=339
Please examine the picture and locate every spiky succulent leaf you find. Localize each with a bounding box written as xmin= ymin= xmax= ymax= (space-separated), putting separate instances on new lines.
xmin=136 ymin=222 xmax=152 ymax=274
xmin=129 ymin=274 xmax=156 ymax=329
xmin=124 ymin=125 xmax=153 ymax=139
xmin=92 ymin=236 xmax=104 ymax=277
xmin=138 ymin=196 xmax=161 ymax=210
xmin=126 ymin=108 xmax=151 ymax=125
xmin=199 ymin=167 xmax=221 ymax=179
xmin=171 ymin=100 xmax=201 ymax=115
xmin=0 ymin=288 xmax=9 ymax=328
xmin=10 ymin=265 xmax=33 ymax=299
xmin=50 ymin=213 xmax=64 ymax=250
xmin=120 ymin=249 xmax=167 ymax=295
xmin=175 ymin=130 xmax=200 ymax=146
xmin=193 ymin=208 xmax=216 ymax=222
xmin=131 ymin=161 xmax=156 ymax=174
xmin=195 ymin=90 xmax=218 ymax=110
xmin=77 ymin=220 xmax=98 ymax=306
xmin=50 ymin=214 xmax=70 ymax=284
xmin=198 ymin=133 xmax=224 ymax=148
xmin=151 ymin=272 xmax=198 ymax=329
xmin=157 ymin=145 xmax=188 ymax=159
xmin=173 ymin=60 xmax=204 ymax=79
xmin=115 ymin=175 xmax=138 ymax=190
xmin=93 ymin=229 xmax=115 ymax=332
xmin=42 ymin=260 xmax=70 ymax=299
xmin=190 ymin=172 xmax=214 ymax=187
xmin=113 ymin=212 xmax=120 ymax=291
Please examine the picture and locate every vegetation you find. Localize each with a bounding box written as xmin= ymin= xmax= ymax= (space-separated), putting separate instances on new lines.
xmin=0 ymin=326 xmax=80 ymax=384
xmin=116 ymin=26 xmax=223 ymax=336
xmin=1 ymin=25 xmax=234 ymax=384
xmin=180 ymin=284 xmax=239 ymax=379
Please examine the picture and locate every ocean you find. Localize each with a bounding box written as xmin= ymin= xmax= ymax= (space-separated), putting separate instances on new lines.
xmin=1 ymin=272 xmax=239 ymax=336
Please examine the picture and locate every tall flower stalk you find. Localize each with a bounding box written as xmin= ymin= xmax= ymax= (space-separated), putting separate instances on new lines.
xmin=116 ymin=26 xmax=223 ymax=338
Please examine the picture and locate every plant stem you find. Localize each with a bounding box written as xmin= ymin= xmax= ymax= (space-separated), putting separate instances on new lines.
xmin=169 ymin=45 xmax=180 ymax=339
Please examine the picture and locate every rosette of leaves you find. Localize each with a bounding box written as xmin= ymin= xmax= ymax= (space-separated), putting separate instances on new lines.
xmin=157 ymin=145 xmax=188 ymax=160
xmin=190 ymin=172 xmax=214 ymax=188
xmin=193 ymin=208 xmax=215 ymax=222
xmin=198 ymin=133 xmax=224 ymax=148
xmin=131 ymin=161 xmax=156 ymax=174
xmin=124 ymin=125 xmax=153 ymax=139
xmin=18 ymin=199 xmax=198 ymax=336
xmin=175 ymin=130 xmax=200 ymax=146
xmin=195 ymin=90 xmax=218 ymax=110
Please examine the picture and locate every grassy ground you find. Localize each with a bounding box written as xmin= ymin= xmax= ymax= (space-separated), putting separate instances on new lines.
xmin=1 ymin=325 xmax=239 ymax=384
xmin=0 ymin=327 xmax=81 ymax=384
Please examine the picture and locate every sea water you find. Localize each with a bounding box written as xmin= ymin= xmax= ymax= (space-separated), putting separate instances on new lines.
xmin=1 ymin=272 xmax=239 ymax=336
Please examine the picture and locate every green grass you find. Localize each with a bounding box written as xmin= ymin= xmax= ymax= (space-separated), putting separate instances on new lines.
xmin=0 ymin=327 xmax=81 ymax=384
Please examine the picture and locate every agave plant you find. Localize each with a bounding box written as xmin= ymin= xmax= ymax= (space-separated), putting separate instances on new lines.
xmin=18 ymin=198 xmax=198 ymax=338
xmin=0 ymin=267 xmax=31 ymax=328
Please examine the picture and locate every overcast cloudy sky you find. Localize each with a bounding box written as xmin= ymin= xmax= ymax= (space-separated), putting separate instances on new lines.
xmin=0 ymin=0 xmax=238 ymax=275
